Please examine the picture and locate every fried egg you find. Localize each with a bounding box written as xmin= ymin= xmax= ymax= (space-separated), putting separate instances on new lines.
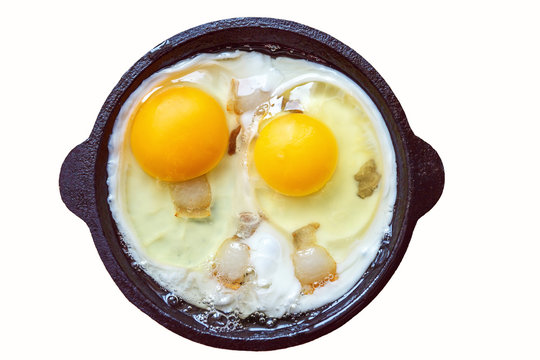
xmin=107 ymin=51 xmax=396 ymax=318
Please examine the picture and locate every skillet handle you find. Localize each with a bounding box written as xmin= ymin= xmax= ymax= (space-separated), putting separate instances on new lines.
xmin=409 ymin=136 xmax=445 ymax=220
xmin=59 ymin=140 xmax=97 ymax=224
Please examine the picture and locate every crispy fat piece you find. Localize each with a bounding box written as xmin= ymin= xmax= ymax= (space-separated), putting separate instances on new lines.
xmin=292 ymin=223 xmax=320 ymax=249
xmin=169 ymin=175 xmax=212 ymax=218
xmin=211 ymin=212 xmax=260 ymax=290
xmin=213 ymin=237 xmax=250 ymax=290
xmin=291 ymin=223 xmax=337 ymax=294
xmin=226 ymin=79 xmax=271 ymax=115
xmin=354 ymin=159 xmax=381 ymax=199
xmin=237 ymin=212 xmax=261 ymax=239
xmin=228 ymin=125 xmax=241 ymax=155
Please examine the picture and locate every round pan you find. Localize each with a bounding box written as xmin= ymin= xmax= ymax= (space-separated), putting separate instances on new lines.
xmin=59 ymin=17 xmax=444 ymax=350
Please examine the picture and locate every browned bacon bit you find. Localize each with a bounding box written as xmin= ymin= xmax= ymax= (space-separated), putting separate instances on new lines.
xmin=228 ymin=125 xmax=241 ymax=155
xmin=226 ymin=79 xmax=238 ymax=113
xmin=292 ymin=223 xmax=320 ymax=249
xmin=212 ymin=237 xmax=250 ymax=290
xmin=354 ymin=159 xmax=381 ymax=199
xmin=226 ymin=79 xmax=271 ymax=115
xmin=211 ymin=212 xmax=260 ymax=289
xmin=236 ymin=212 xmax=261 ymax=239
xmin=291 ymin=223 xmax=337 ymax=294
xmin=169 ymin=175 xmax=212 ymax=218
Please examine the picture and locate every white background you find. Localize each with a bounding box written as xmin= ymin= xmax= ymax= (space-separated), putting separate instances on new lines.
xmin=1 ymin=0 xmax=539 ymax=359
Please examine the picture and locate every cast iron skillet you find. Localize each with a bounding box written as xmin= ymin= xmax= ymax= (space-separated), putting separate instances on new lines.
xmin=59 ymin=17 xmax=444 ymax=350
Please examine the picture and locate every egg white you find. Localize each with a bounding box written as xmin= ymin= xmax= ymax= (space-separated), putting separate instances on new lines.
xmin=107 ymin=51 xmax=397 ymax=318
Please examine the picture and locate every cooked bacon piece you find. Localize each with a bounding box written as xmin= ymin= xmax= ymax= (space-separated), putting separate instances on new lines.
xmin=213 ymin=237 xmax=250 ymax=290
xmin=354 ymin=159 xmax=381 ymax=199
xmin=169 ymin=175 xmax=211 ymax=218
xmin=226 ymin=79 xmax=271 ymax=115
xmin=291 ymin=223 xmax=337 ymax=294
xmin=211 ymin=212 xmax=261 ymax=289
xmin=292 ymin=223 xmax=320 ymax=249
xmin=228 ymin=125 xmax=241 ymax=155
xmin=237 ymin=212 xmax=261 ymax=239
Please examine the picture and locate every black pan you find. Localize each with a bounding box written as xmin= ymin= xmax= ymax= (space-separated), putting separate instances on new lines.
xmin=59 ymin=17 xmax=444 ymax=350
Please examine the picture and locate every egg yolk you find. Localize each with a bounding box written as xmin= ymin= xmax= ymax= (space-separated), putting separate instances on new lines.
xmin=130 ymin=86 xmax=229 ymax=182
xmin=254 ymin=113 xmax=338 ymax=196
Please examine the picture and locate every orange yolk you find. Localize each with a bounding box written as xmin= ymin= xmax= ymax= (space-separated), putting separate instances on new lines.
xmin=130 ymin=86 xmax=229 ymax=182
xmin=254 ymin=113 xmax=338 ymax=196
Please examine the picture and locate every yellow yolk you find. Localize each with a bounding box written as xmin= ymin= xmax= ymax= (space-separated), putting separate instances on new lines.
xmin=254 ymin=113 xmax=338 ymax=196
xmin=130 ymin=86 xmax=228 ymax=182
